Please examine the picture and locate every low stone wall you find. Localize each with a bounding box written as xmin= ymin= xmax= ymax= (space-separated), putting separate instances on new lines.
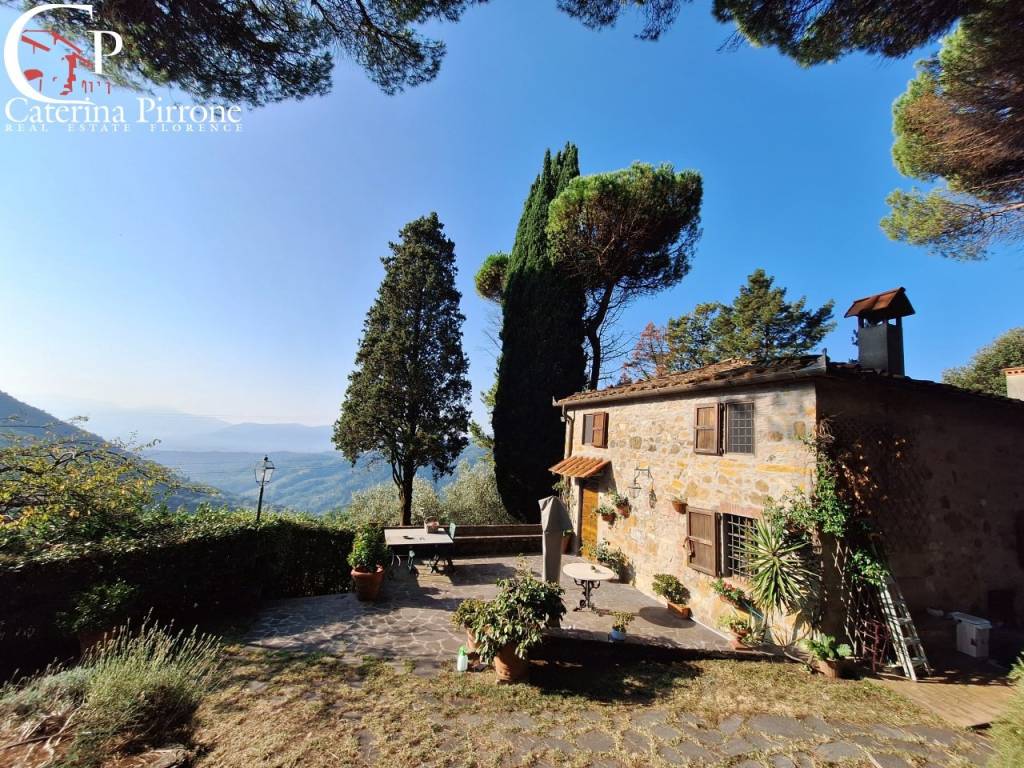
xmin=389 ymin=524 xmax=542 ymax=555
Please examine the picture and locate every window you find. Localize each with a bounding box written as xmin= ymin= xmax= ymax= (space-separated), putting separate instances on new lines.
xmin=693 ymin=405 xmax=719 ymax=454
xmin=722 ymin=514 xmax=756 ymax=578
xmin=581 ymin=412 xmax=608 ymax=448
xmin=724 ymin=402 xmax=754 ymax=454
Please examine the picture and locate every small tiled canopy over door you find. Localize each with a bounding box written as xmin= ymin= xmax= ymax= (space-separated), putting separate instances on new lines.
xmin=581 ymin=485 xmax=599 ymax=551
xmin=686 ymin=507 xmax=719 ymax=575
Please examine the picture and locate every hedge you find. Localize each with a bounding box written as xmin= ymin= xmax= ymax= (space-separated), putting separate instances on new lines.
xmin=0 ymin=511 xmax=353 ymax=679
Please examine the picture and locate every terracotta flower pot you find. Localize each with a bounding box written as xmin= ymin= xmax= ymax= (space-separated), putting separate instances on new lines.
xmin=729 ymin=631 xmax=751 ymax=650
xmin=670 ymin=500 xmax=686 ymax=514
xmin=814 ymin=658 xmax=849 ymax=679
xmin=667 ymin=603 xmax=691 ymax=620
xmin=494 ymin=644 xmax=529 ymax=683
xmin=351 ymin=567 xmax=385 ymax=601
xmin=561 ymin=534 xmax=572 ymax=554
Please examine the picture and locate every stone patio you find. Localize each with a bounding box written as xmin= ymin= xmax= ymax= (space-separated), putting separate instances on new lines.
xmin=246 ymin=554 xmax=730 ymax=665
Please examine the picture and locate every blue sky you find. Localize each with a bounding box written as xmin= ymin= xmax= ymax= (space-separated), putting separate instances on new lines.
xmin=1 ymin=1 xmax=1020 ymax=427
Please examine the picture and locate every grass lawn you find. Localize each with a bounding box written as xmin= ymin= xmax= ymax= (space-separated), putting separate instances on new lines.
xmin=191 ymin=646 xmax=989 ymax=768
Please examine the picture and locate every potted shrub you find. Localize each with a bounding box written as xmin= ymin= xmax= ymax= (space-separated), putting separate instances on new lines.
xmin=451 ymin=598 xmax=486 ymax=657
xmin=719 ymin=613 xmax=753 ymax=650
xmin=711 ymin=578 xmax=749 ymax=609
xmin=560 ymin=528 xmax=574 ymax=554
xmin=803 ymin=635 xmax=854 ymax=679
xmin=584 ymin=540 xmax=630 ymax=581
xmin=473 ymin=569 xmax=566 ymax=683
xmin=596 ymin=504 xmax=617 ymax=523
xmin=609 ymin=492 xmax=630 ymax=517
xmin=348 ymin=525 xmax=389 ymax=601
xmin=609 ymin=611 xmax=634 ymax=642
xmin=57 ymin=579 xmax=139 ymax=654
xmin=651 ymin=574 xmax=691 ymax=619
xmin=670 ymin=496 xmax=686 ymax=514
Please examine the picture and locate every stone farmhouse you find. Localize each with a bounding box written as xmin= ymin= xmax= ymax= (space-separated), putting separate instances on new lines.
xmin=551 ymin=289 xmax=1024 ymax=636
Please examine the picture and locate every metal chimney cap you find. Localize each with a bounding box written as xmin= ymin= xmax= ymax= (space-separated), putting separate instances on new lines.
xmin=844 ymin=287 xmax=915 ymax=322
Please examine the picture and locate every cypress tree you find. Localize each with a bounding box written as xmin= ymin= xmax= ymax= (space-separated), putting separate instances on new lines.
xmin=492 ymin=145 xmax=586 ymax=522
xmin=334 ymin=213 xmax=471 ymax=525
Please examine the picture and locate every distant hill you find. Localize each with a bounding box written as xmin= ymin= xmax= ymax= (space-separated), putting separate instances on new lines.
xmin=0 ymin=390 xmax=99 ymax=443
xmin=29 ymin=398 xmax=334 ymax=453
xmin=5 ymin=391 xmax=486 ymax=514
xmin=0 ymin=390 xmax=241 ymax=510
xmin=147 ymin=444 xmax=487 ymax=514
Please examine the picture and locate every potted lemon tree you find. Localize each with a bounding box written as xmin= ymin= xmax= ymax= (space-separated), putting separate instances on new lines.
xmin=348 ymin=525 xmax=389 ymax=601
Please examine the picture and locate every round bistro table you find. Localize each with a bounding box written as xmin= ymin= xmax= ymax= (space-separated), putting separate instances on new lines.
xmin=563 ymin=562 xmax=616 ymax=611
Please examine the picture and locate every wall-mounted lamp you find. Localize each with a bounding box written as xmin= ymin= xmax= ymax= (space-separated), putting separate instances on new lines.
xmin=629 ymin=466 xmax=652 ymax=498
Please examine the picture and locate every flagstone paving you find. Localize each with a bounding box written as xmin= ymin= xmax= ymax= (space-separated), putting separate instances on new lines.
xmin=238 ymin=555 xmax=994 ymax=766
xmin=246 ymin=554 xmax=730 ymax=664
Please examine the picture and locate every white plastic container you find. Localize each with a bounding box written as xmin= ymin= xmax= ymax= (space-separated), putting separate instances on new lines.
xmin=949 ymin=612 xmax=992 ymax=658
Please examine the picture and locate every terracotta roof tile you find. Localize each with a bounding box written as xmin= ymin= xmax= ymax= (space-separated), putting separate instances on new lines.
xmin=549 ymin=455 xmax=609 ymax=478
xmin=556 ymin=356 xmax=822 ymax=406
xmin=844 ymin=287 xmax=915 ymax=321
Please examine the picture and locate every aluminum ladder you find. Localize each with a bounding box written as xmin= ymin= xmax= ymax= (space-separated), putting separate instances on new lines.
xmin=878 ymin=574 xmax=931 ymax=681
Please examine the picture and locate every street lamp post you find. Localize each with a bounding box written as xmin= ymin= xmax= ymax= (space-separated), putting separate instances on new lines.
xmin=254 ymin=455 xmax=275 ymax=526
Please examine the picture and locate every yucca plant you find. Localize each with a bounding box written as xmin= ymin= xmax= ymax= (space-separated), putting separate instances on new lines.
xmin=742 ymin=518 xmax=813 ymax=616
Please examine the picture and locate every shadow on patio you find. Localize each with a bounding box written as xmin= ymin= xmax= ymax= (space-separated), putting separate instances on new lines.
xmin=245 ymin=554 xmax=730 ymax=666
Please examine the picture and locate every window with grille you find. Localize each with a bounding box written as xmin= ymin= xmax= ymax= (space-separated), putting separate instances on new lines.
xmin=722 ymin=514 xmax=756 ymax=577
xmin=724 ymin=402 xmax=754 ymax=454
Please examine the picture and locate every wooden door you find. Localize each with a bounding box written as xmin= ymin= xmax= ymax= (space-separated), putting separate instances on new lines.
xmin=581 ymin=485 xmax=598 ymax=552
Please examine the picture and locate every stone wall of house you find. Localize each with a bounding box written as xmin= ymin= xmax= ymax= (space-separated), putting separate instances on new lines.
xmin=563 ymin=382 xmax=817 ymax=634
xmin=816 ymin=378 xmax=1024 ymax=624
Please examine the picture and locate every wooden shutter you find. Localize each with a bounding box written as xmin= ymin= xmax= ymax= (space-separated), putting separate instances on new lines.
xmin=694 ymin=405 xmax=720 ymax=455
xmin=592 ymin=412 xmax=608 ymax=448
xmin=686 ymin=507 xmax=719 ymax=576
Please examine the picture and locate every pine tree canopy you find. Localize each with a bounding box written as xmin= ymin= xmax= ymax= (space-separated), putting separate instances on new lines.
xmin=547 ymin=162 xmax=703 ymax=389
xmin=627 ymin=270 xmax=835 ymax=376
xmin=491 ymin=144 xmax=586 ymax=522
xmin=942 ymin=328 xmax=1024 ymax=397
xmin=882 ymin=0 xmax=1024 ymax=260
xmin=333 ymin=213 xmax=471 ymax=525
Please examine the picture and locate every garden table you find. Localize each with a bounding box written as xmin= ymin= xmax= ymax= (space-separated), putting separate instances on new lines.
xmin=563 ymin=562 xmax=615 ymax=611
xmin=383 ymin=528 xmax=454 ymax=574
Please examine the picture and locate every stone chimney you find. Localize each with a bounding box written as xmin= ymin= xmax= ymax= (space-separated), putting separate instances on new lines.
xmin=1005 ymin=367 xmax=1024 ymax=400
xmin=844 ymin=287 xmax=915 ymax=376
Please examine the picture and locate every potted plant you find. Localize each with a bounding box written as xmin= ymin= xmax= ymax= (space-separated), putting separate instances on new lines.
xmin=719 ymin=613 xmax=753 ymax=649
xmin=424 ymin=518 xmax=440 ymax=533
xmin=583 ymin=540 xmax=630 ymax=581
xmin=472 ymin=568 xmax=566 ymax=683
xmin=451 ymin=598 xmax=486 ymax=657
xmin=348 ymin=525 xmax=389 ymax=601
xmin=560 ymin=528 xmax=574 ymax=554
xmin=670 ymin=496 xmax=687 ymax=514
xmin=711 ymin=578 xmax=750 ymax=609
xmin=609 ymin=491 xmax=630 ymax=517
xmin=803 ymin=635 xmax=854 ymax=679
xmin=651 ymin=574 xmax=691 ymax=619
xmin=57 ymin=579 xmax=139 ymax=654
xmin=609 ymin=611 xmax=634 ymax=642
xmin=596 ymin=504 xmax=617 ymax=523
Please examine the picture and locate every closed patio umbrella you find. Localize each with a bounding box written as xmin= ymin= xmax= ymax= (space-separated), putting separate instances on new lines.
xmin=539 ymin=495 xmax=573 ymax=584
